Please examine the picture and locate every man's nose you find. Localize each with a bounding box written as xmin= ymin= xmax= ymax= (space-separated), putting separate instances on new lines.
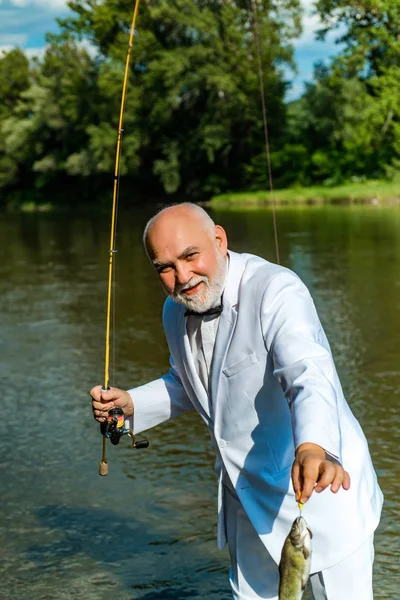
xmin=175 ymin=262 xmax=191 ymax=285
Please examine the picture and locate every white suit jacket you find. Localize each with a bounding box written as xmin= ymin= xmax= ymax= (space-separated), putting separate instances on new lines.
xmin=128 ymin=250 xmax=383 ymax=572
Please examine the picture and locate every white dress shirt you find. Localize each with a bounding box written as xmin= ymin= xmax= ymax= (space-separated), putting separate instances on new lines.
xmin=186 ymin=312 xmax=220 ymax=397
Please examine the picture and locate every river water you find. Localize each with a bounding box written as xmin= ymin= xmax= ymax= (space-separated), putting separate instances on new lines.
xmin=1 ymin=205 xmax=399 ymax=599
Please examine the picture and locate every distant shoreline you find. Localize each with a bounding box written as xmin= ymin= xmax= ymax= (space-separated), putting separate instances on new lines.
xmin=4 ymin=179 xmax=400 ymax=212
xmin=209 ymin=180 xmax=400 ymax=207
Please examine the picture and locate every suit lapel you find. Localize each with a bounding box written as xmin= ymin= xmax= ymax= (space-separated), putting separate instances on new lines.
xmin=210 ymin=251 xmax=247 ymax=402
xmin=210 ymin=307 xmax=237 ymax=402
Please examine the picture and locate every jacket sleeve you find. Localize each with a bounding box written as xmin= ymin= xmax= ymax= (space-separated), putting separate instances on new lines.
xmin=127 ymin=356 xmax=194 ymax=435
xmin=261 ymin=270 xmax=342 ymax=461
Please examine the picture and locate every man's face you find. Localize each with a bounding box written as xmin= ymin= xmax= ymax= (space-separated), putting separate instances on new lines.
xmin=147 ymin=211 xmax=228 ymax=313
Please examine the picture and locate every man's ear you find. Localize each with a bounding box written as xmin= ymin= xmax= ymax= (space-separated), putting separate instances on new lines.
xmin=214 ymin=225 xmax=228 ymax=256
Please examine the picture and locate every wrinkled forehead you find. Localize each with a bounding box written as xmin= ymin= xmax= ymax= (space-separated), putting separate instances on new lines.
xmin=147 ymin=213 xmax=213 ymax=260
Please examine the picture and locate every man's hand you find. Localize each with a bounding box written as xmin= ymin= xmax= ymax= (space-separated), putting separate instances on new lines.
xmin=292 ymin=442 xmax=351 ymax=504
xmin=90 ymin=385 xmax=133 ymax=422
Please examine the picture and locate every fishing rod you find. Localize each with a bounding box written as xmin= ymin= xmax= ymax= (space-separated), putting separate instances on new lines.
xmin=98 ymin=0 xmax=279 ymax=476
xmin=99 ymin=0 xmax=149 ymax=476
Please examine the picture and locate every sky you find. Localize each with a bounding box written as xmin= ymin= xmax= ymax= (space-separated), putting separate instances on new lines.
xmin=0 ymin=0 xmax=343 ymax=100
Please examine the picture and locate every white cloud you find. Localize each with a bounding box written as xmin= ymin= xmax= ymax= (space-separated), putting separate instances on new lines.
xmin=0 ymin=3 xmax=70 ymax=37
xmin=9 ymin=0 xmax=68 ymax=9
xmin=24 ymin=46 xmax=46 ymax=59
xmin=295 ymin=0 xmax=324 ymax=48
xmin=0 ymin=40 xmax=93 ymax=62
xmin=285 ymin=0 xmax=346 ymax=100
xmin=78 ymin=38 xmax=97 ymax=58
xmin=0 ymin=44 xmax=45 ymax=59
xmin=286 ymin=80 xmax=306 ymax=102
xmin=295 ymin=12 xmax=321 ymax=47
xmin=294 ymin=0 xmax=343 ymax=49
xmin=0 ymin=32 xmax=27 ymax=45
xmin=0 ymin=45 xmax=14 ymax=54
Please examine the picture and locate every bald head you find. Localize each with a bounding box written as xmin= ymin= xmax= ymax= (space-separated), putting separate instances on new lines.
xmin=143 ymin=202 xmax=228 ymax=313
xmin=143 ymin=203 xmax=215 ymax=258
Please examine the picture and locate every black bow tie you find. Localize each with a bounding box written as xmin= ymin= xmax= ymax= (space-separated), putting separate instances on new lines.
xmin=185 ymin=305 xmax=223 ymax=317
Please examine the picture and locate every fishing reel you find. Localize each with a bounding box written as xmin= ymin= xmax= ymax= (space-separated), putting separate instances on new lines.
xmin=101 ymin=406 xmax=149 ymax=449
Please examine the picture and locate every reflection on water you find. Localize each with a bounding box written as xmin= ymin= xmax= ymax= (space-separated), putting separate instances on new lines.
xmin=1 ymin=205 xmax=399 ymax=598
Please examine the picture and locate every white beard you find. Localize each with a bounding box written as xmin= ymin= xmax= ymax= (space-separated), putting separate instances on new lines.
xmin=168 ymin=254 xmax=227 ymax=313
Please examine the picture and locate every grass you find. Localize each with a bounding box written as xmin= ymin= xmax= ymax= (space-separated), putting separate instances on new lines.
xmin=210 ymin=179 xmax=400 ymax=207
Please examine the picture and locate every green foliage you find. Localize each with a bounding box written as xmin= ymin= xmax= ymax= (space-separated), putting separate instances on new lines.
xmin=0 ymin=48 xmax=30 ymax=120
xmin=296 ymin=0 xmax=400 ymax=184
xmin=315 ymin=0 xmax=400 ymax=76
xmin=1 ymin=0 xmax=400 ymax=204
xmin=0 ymin=39 xmax=100 ymax=198
xmin=0 ymin=49 xmax=31 ymax=189
xmin=0 ymin=0 xmax=302 ymax=203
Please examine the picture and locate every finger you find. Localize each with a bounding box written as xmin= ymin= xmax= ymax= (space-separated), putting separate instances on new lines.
xmin=342 ymin=470 xmax=351 ymax=490
xmin=92 ymin=400 xmax=115 ymax=412
xmin=300 ymin=463 xmax=320 ymax=503
xmin=330 ymin=467 xmax=350 ymax=493
xmin=92 ymin=408 xmax=107 ymax=422
xmin=93 ymin=415 xmax=106 ymax=422
xmin=315 ymin=462 xmax=336 ymax=493
xmin=291 ymin=461 xmax=301 ymax=497
xmin=90 ymin=385 xmax=103 ymax=402
xmin=100 ymin=386 xmax=121 ymax=402
xmin=93 ymin=398 xmax=117 ymax=416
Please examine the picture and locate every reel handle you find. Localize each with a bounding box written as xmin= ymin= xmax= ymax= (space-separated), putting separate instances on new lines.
xmin=133 ymin=439 xmax=150 ymax=449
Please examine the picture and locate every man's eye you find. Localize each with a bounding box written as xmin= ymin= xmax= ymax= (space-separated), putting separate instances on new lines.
xmin=187 ymin=253 xmax=198 ymax=260
xmin=157 ymin=266 xmax=172 ymax=274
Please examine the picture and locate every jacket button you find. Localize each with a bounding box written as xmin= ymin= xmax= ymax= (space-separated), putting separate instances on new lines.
xmin=218 ymin=439 xmax=227 ymax=448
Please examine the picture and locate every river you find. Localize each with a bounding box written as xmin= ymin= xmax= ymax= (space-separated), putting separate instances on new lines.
xmin=1 ymin=205 xmax=399 ymax=599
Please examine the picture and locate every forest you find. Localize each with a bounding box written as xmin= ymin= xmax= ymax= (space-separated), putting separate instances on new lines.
xmin=0 ymin=0 xmax=399 ymax=206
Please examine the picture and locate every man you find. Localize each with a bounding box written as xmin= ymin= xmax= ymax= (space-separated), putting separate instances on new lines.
xmin=91 ymin=203 xmax=382 ymax=599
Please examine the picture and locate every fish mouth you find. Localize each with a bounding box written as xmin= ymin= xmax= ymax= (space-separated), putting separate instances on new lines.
xmin=294 ymin=517 xmax=312 ymax=542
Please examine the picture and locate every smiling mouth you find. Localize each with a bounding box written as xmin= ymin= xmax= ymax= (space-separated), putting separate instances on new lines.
xmin=183 ymin=282 xmax=203 ymax=296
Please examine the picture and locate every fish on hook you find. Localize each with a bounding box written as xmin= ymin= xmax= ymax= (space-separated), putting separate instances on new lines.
xmin=278 ymin=516 xmax=312 ymax=600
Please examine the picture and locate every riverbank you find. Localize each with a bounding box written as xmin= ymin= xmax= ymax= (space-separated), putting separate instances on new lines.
xmin=210 ymin=180 xmax=400 ymax=207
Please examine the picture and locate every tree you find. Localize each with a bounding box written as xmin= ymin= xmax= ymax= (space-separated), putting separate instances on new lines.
xmin=312 ymin=0 xmax=400 ymax=180
xmin=0 ymin=49 xmax=31 ymax=189
xmin=0 ymin=39 xmax=99 ymax=200
xmin=0 ymin=48 xmax=30 ymax=120
xmin=59 ymin=0 xmax=302 ymax=197
xmin=315 ymin=0 xmax=400 ymax=77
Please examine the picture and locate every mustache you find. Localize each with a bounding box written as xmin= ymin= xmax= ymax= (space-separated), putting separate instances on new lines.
xmin=174 ymin=276 xmax=208 ymax=296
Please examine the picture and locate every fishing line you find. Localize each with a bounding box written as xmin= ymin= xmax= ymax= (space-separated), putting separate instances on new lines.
xmin=249 ymin=0 xmax=280 ymax=265
xmin=250 ymin=0 xmax=305 ymax=513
